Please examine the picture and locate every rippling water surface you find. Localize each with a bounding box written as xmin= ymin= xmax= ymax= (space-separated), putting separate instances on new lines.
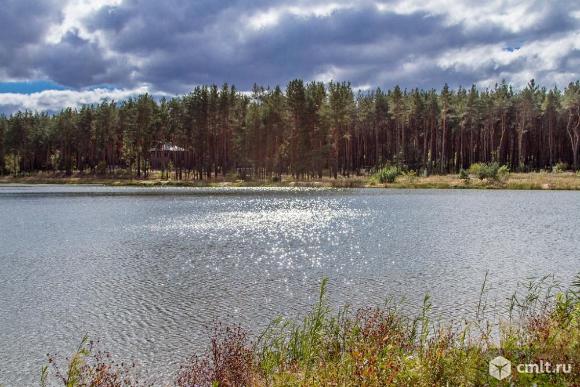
xmin=0 ymin=185 xmax=578 ymax=385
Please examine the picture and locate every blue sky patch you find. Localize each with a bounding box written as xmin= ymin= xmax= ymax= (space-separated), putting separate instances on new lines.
xmin=0 ymin=81 xmax=67 ymax=94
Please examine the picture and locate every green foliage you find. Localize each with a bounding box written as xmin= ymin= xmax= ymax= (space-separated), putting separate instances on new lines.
xmin=552 ymin=162 xmax=568 ymax=173
xmin=497 ymin=164 xmax=510 ymax=180
xmin=4 ymin=154 xmax=20 ymax=175
xmin=257 ymin=278 xmax=337 ymax=376
xmin=41 ymin=335 xmax=144 ymax=387
xmin=3 ymin=80 xmax=580 ymax=180
xmin=375 ymin=166 xmax=401 ymax=183
xmin=459 ymin=168 xmax=469 ymax=181
xmin=468 ymin=162 xmax=509 ymax=181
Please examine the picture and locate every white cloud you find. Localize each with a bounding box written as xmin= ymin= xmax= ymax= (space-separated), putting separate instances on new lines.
xmin=0 ymin=86 xmax=163 ymax=113
xmin=247 ymin=2 xmax=353 ymax=30
xmin=383 ymin=0 xmax=548 ymax=33
xmin=45 ymin=0 xmax=122 ymax=43
xmin=312 ymin=65 xmax=350 ymax=83
xmin=437 ymin=32 xmax=580 ymax=76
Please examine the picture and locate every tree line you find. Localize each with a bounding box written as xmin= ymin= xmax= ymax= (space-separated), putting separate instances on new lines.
xmin=1 ymin=79 xmax=579 ymax=179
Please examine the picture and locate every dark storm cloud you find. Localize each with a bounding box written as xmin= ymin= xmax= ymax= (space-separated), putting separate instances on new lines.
xmin=0 ymin=0 xmax=63 ymax=78
xmin=0 ymin=0 xmax=62 ymax=49
xmin=86 ymin=0 xmax=274 ymax=53
xmin=86 ymin=3 xmax=477 ymax=90
xmin=33 ymin=29 xmax=132 ymax=87
xmin=1 ymin=0 xmax=580 ymax=95
xmin=83 ymin=0 xmax=580 ymax=92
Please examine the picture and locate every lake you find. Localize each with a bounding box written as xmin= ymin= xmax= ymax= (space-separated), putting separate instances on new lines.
xmin=0 ymin=185 xmax=578 ymax=385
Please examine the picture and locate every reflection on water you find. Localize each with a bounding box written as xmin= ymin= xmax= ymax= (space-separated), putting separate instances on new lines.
xmin=0 ymin=185 xmax=578 ymax=385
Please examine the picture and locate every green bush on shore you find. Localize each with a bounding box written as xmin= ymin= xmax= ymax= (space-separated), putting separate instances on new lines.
xmin=468 ymin=162 xmax=510 ymax=182
xmin=374 ymin=166 xmax=401 ymax=183
xmin=459 ymin=168 xmax=470 ymax=182
xmin=553 ymin=162 xmax=569 ymax=173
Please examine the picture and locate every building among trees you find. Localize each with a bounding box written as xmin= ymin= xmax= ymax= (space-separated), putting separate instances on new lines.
xmin=149 ymin=143 xmax=186 ymax=171
xmin=1 ymin=79 xmax=579 ymax=179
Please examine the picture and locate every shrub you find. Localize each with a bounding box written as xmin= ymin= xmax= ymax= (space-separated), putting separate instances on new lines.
xmin=468 ymin=163 xmax=489 ymax=180
xmin=458 ymin=168 xmax=469 ymax=182
xmin=40 ymin=336 xmax=142 ymax=387
xmin=375 ymin=166 xmax=401 ymax=183
xmin=497 ymin=164 xmax=510 ymax=181
xmin=552 ymin=162 xmax=568 ymax=173
xmin=177 ymin=323 xmax=256 ymax=387
xmin=468 ymin=162 xmax=509 ymax=181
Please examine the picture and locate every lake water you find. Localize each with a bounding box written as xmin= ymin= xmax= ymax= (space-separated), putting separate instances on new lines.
xmin=0 ymin=185 xmax=578 ymax=385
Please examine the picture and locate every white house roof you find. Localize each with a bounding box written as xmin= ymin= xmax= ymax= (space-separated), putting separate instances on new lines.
xmin=150 ymin=143 xmax=185 ymax=152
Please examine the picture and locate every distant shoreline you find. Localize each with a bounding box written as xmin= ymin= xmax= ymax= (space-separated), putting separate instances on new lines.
xmin=1 ymin=171 xmax=579 ymax=190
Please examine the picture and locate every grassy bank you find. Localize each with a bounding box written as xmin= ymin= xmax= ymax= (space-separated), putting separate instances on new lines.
xmin=1 ymin=170 xmax=580 ymax=190
xmin=380 ymin=171 xmax=580 ymax=190
xmin=41 ymin=274 xmax=580 ymax=386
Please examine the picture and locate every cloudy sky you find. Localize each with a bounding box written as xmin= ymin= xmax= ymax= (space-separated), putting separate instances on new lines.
xmin=1 ymin=0 xmax=579 ymax=112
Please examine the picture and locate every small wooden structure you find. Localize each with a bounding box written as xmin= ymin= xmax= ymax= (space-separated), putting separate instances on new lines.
xmin=149 ymin=143 xmax=187 ymax=170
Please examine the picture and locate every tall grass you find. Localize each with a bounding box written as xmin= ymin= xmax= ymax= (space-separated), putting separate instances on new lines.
xmin=40 ymin=336 xmax=144 ymax=387
xmin=41 ymin=274 xmax=580 ymax=386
